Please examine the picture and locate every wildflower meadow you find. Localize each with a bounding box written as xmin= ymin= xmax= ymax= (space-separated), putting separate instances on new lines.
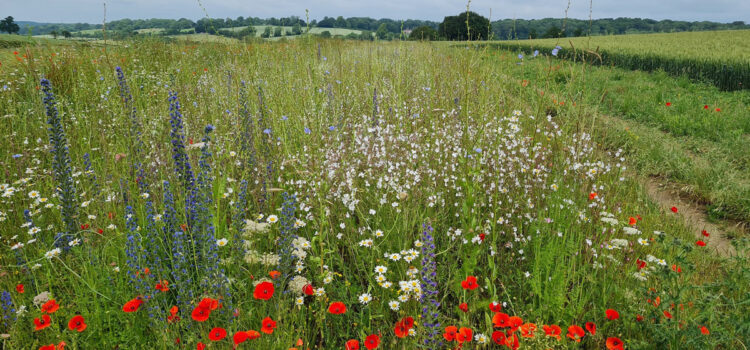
xmin=0 ymin=35 xmax=748 ymax=350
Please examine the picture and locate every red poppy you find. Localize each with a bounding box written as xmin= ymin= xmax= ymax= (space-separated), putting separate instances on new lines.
xmin=167 ymin=306 xmax=180 ymax=323
xmin=671 ymin=264 xmax=682 ymax=273
xmin=233 ymin=331 xmax=249 ymax=345
xmin=208 ymin=327 xmax=227 ymax=341
xmin=715 ymin=108 xmax=721 ymax=112
xmin=628 ymin=217 xmax=637 ymax=226
xmin=491 ymin=330 xmax=506 ymax=344
xmin=155 ymin=280 xmax=169 ymax=292
xmin=605 ymin=309 xmax=620 ymax=320
xmin=701 ymin=230 xmax=710 ymax=237
xmin=506 ymin=333 xmax=520 ymax=350
xmin=663 ymin=310 xmax=673 ymax=319
xmin=197 ymin=342 xmax=206 ymax=350
xmin=364 ymin=334 xmax=380 ymax=350
xmin=328 ymin=301 xmax=346 ymax=314
xmin=489 ymin=302 xmax=502 ymax=313
xmin=636 ymin=259 xmax=647 ymax=269
xmin=67 ymin=315 xmax=87 ymax=332
xmin=122 ymin=298 xmax=143 ymax=313
xmin=704 ymin=105 xmax=709 ymax=110
xmin=253 ymin=281 xmax=274 ymax=300
xmin=520 ymin=323 xmax=537 ymax=338
xmin=461 ymin=276 xmax=478 ymax=290
xmin=636 ymin=314 xmax=644 ymax=322
xmin=42 ymin=299 xmax=60 ymax=314
xmin=543 ymin=324 xmax=561 ymax=340
xmin=246 ymin=330 xmax=261 ymax=340
xmin=700 ymin=326 xmax=709 ymax=335
xmin=567 ymin=325 xmax=585 ymax=342
xmin=479 ymin=233 xmax=486 ymax=241
xmin=261 ymin=316 xmax=276 ymax=334
xmin=443 ymin=326 xmax=458 ymax=341
xmin=589 ymin=192 xmax=597 ymax=200
xmin=34 ymin=314 xmax=52 ymax=331
xmin=191 ymin=306 xmax=210 ymax=322
xmin=670 ymin=206 xmax=678 ymax=213
xmin=302 ymin=284 xmax=314 ymax=296
xmin=97 ymin=228 xmax=103 ymax=234
xmin=456 ymin=327 xmax=472 ymax=343
xmin=394 ymin=321 xmax=409 ymax=338
xmin=696 ymin=240 xmax=707 ymax=247
xmin=458 ymin=302 xmax=468 ymax=313
xmin=492 ymin=312 xmax=510 ymax=328
xmin=39 ymin=346 xmax=56 ymax=350
xmin=16 ymin=284 xmax=24 ymax=294
xmin=401 ymin=316 xmax=414 ymax=329
xmin=666 ymin=102 xmax=672 ymax=106
xmin=199 ymin=297 xmax=219 ymax=310
xmin=269 ymin=270 xmax=281 ymax=279
xmin=585 ymin=322 xmax=596 ymax=335
xmin=606 ymin=337 xmax=624 ymax=350
xmin=507 ymin=316 xmax=523 ymax=333
xmin=345 ymin=339 xmax=360 ymax=350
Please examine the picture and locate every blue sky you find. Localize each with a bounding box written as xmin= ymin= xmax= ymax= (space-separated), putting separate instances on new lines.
xmin=6 ymin=0 xmax=749 ymax=23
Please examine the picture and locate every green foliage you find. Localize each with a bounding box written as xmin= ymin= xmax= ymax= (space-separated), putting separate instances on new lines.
xmin=0 ymin=16 xmax=20 ymax=34
xmin=408 ymin=26 xmax=438 ymax=41
xmin=439 ymin=11 xmax=490 ymax=40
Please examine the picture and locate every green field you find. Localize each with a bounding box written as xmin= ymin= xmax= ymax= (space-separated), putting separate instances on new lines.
xmin=0 ymin=32 xmax=747 ymax=350
xmin=490 ymin=30 xmax=750 ymax=91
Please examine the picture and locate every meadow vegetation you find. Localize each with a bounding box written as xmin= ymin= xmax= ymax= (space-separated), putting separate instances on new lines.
xmin=0 ymin=33 xmax=747 ymax=350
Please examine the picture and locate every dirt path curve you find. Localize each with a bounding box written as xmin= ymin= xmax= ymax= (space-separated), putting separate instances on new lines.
xmin=644 ymin=178 xmax=738 ymax=257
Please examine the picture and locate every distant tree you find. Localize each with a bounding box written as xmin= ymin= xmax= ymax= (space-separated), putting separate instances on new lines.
xmin=573 ymin=27 xmax=584 ymax=37
xmin=237 ymin=26 xmax=256 ymax=39
xmin=528 ymin=28 xmax=537 ymax=39
xmin=273 ymin=26 xmax=282 ymax=37
xmin=376 ymin=23 xmax=388 ymax=39
xmin=319 ymin=30 xmax=331 ymax=38
xmin=408 ymin=26 xmax=438 ymax=41
xmin=50 ymin=30 xmax=58 ymax=38
xmin=543 ymin=25 xmax=563 ymax=38
xmin=335 ymin=16 xmax=348 ymax=28
xmin=318 ymin=17 xmax=335 ymax=28
xmin=439 ymin=11 xmax=490 ymax=40
xmin=61 ymin=30 xmax=72 ymax=38
xmin=292 ymin=23 xmax=302 ymax=35
xmin=0 ymin=16 xmax=20 ymax=34
xmin=260 ymin=26 xmax=271 ymax=38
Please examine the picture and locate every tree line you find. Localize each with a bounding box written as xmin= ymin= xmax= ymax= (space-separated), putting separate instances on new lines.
xmin=5 ymin=14 xmax=748 ymax=41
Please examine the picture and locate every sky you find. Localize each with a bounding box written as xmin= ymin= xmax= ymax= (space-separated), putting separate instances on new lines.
xmin=6 ymin=0 xmax=749 ymax=24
